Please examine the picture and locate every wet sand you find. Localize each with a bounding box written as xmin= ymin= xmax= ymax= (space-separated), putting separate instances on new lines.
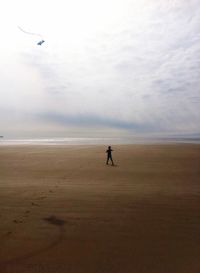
xmin=0 ymin=144 xmax=200 ymax=273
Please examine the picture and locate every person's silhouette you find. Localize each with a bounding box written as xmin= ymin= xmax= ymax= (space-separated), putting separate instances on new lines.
xmin=106 ymin=146 xmax=114 ymax=165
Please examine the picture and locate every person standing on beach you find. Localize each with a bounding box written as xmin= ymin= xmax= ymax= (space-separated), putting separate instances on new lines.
xmin=106 ymin=146 xmax=114 ymax=165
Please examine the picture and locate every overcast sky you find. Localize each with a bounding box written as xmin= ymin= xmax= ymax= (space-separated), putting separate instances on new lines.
xmin=0 ymin=0 xmax=200 ymax=138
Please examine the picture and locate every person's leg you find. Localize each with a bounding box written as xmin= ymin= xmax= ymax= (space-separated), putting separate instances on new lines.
xmin=107 ymin=155 xmax=112 ymax=165
xmin=110 ymin=156 xmax=114 ymax=165
xmin=106 ymin=155 xmax=109 ymax=164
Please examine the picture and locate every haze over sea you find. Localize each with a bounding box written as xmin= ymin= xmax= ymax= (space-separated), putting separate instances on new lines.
xmin=0 ymin=136 xmax=200 ymax=145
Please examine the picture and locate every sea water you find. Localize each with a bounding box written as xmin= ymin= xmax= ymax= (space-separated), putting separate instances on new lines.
xmin=0 ymin=137 xmax=200 ymax=145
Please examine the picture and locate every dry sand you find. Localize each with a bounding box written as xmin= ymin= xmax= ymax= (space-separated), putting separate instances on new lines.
xmin=0 ymin=144 xmax=200 ymax=273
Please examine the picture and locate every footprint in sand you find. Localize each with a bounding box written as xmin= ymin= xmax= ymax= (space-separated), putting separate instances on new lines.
xmin=31 ymin=202 xmax=39 ymax=206
xmin=23 ymin=210 xmax=30 ymax=217
xmin=36 ymin=196 xmax=47 ymax=200
xmin=13 ymin=220 xmax=23 ymax=224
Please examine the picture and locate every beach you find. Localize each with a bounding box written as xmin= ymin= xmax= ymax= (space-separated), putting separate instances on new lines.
xmin=0 ymin=144 xmax=200 ymax=273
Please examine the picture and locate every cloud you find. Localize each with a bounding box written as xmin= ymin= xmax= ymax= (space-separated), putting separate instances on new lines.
xmin=1 ymin=0 xmax=200 ymax=137
xmin=37 ymin=111 xmax=157 ymax=132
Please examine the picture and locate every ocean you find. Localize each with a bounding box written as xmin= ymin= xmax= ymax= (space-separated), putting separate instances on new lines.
xmin=0 ymin=137 xmax=200 ymax=145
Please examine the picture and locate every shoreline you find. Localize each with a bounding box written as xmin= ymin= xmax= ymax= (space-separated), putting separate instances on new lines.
xmin=1 ymin=136 xmax=200 ymax=146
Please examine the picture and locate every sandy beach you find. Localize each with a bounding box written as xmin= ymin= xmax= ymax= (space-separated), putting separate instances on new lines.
xmin=0 ymin=144 xmax=200 ymax=273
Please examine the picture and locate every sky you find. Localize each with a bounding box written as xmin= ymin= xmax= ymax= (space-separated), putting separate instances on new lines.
xmin=0 ymin=0 xmax=200 ymax=138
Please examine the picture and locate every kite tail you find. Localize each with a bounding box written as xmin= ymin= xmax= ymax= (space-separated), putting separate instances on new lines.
xmin=18 ymin=26 xmax=43 ymax=38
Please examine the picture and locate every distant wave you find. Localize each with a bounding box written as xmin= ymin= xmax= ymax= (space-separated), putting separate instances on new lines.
xmin=0 ymin=137 xmax=200 ymax=145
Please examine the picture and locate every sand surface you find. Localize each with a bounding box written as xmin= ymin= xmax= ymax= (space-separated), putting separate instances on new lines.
xmin=0 ymin=144 xmax=200 ymax=273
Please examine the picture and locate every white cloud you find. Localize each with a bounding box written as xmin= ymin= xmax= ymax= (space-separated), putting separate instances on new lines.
xmin=0 ymin=0 xmax=200 ymax=137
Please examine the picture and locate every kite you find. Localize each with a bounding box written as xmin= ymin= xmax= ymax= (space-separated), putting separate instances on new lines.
xmin=37 ymin=40 xmax=45 ymax=46
xmin=18 ymin=26 xmax=45 ymax=45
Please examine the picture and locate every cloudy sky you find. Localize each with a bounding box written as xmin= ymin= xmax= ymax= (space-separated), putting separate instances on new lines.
xmin=0 ymin=0 xmax=200 ymax=138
